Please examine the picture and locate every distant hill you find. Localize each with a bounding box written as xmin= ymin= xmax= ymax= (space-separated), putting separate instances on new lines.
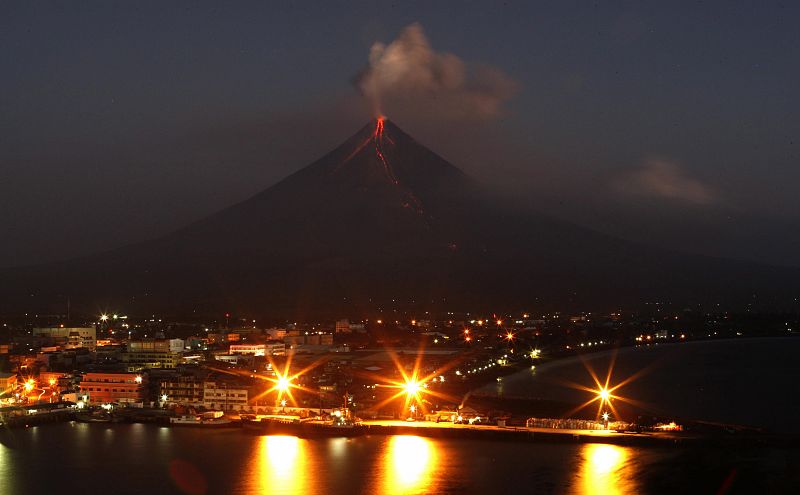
xmin=2 ymin=118 xmax=797 ymax=318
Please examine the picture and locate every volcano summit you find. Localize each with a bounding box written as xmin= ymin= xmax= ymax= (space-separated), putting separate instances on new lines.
xmin=2 ymin=119 xmax=797 ymax=317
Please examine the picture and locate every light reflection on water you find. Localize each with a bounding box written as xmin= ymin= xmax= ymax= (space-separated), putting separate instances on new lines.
xmin=0 ymin=441 xmax=9 ymax=494
xmin=380 ymin=435 xmax=438 ymax=494
xmin=13 ymin=424 xmax=783 ymax=495
xmin=249 ymin=435 xmax=309 ymax=495
xmin=573 ymin=444 xmax=638 ymax=495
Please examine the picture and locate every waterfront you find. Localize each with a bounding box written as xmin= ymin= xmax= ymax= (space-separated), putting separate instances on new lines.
xmin=480 ymin=338 xmax=800 ymax=432
xmin=1 ymin=422 xmax=798 ymax=494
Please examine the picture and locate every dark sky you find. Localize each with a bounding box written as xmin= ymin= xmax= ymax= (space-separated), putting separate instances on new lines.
xmin=2 ymin=1 xmax=799 ymax=268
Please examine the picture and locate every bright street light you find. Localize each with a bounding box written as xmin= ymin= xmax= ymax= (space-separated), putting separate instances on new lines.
xmin=404 ymin=379 xmax=420 ymax=396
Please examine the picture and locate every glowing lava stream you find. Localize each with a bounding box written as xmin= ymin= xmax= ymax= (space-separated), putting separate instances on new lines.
xmin=373 ymin=117 xmax=427 ymax=216
xmin=374 ymin=117 xmax=399 ymax=185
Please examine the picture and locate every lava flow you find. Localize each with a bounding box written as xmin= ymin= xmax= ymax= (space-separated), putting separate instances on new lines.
xmin=373 ymin=117 xmax=399 ymax=185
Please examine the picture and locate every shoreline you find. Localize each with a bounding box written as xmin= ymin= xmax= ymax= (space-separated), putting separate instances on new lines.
xmin=7 ymin=417 xmax=798 ymax=449
xmin=459 ymin=336 xmax=800 ymax=434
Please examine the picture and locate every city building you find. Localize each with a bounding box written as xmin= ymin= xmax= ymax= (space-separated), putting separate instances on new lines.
xmin=33 ymin=327 xmax=97 ymax=350
xmin=122 ymin=340 xmax=182 ymax=371
xmin=229 ymin=344 xmax=266 ymax=356
xmin=0 ymin=373 xmax=17 ymax=396
xmin=185 ymin=337 xmax=207 ymax=351
xmin=169 ymin=339 xmax=185 ymax=353
xmin=265 ymin=342 xmax=286 ymax=356
xmin=335 ymin=319 xmax=351 ymax=333
xmin=203 ymin=381 xmax=249 ymax=411
xmin=160 ymin=373 xmax=205 ymax=407
xmin=79 ymin=372 xmax=147 ymax=404
xmin=265 ymin=328 xmax=292 ymax=339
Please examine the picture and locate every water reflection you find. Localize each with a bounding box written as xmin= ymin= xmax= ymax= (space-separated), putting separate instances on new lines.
xmin=0 ymin=441 xmax=10 ymax=494
xmin=381 ymin=435 xmax=437 ymax=494
xmin=576 ymin=444 xmax=637 ymax=495
xmin=251 ymin=436 xmax=308 ymax=495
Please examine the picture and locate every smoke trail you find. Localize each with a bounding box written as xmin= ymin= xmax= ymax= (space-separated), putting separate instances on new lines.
xmin=354 ymin=23 xmax=519 ymax=121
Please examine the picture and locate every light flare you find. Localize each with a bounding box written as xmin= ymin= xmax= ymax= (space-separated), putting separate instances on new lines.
xmin=559 ymin=348 xmax=664 ymax=421
xmin=360 ymin=343 xmax=462 ymax=416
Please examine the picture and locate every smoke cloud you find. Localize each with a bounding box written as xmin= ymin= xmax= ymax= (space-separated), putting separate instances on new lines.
xmin=354 ymin=23 xmax=519 ymax=121
xmin=614 ymin=158 xmax=720 ymax=206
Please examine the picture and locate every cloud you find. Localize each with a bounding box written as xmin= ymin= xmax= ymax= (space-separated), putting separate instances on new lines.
xmin=614 ymin=158 xmax=720 ymax=205
xmin=354 ymin=23 xmax=520 ymax=121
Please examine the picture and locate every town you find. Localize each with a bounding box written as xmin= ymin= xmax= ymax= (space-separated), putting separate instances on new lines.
xmin=1 ymin=307 xmax=795 ymax=432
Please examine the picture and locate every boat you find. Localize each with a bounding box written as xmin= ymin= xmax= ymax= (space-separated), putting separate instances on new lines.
xmin=243 ymin=409 xmax=365 ymax=438
xmin=170 ymin=411 xmax=237 ymax=428
xmin=74 ymin=410 xmax=114 ymax=423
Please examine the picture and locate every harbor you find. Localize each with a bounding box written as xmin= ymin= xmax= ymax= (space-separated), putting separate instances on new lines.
xmin=3 ymin=404 xmax=792 ymax=450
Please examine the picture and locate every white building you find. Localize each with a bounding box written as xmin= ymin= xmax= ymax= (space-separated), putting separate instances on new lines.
xmin=229 ymin=344 xmax=266 ymax=356
xmin=203 ymin=382 xmax=249 ymax=411
xmin=33 ymin=327 xmax=96 ymax=350
xmin=169 ymin=339 xmax=185 ymax=353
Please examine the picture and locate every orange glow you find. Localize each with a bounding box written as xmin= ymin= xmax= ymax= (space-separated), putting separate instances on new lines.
xmin=576 ymin=444 xmax=637 ymax=494
xmin=380 ymin=436 xmax=438 ymax=494
xmin=246 ymin=435 xmax=308 ymax=495
xmin=264 ymin=368 xmax=297 ymax=405
xmin=561 ymin=348 xmax=658 ymax=421
xmin=374 ymin=117 xmax=399 ymax=184
xmin=404 ymin=379 xmax=420 ymax=396
xmin=364 ymin=344 xmax=461 ymax=417
xmin=243 ymin=353 xmax=328 ymax=408
xmin=504 ymin=331 xmax=515 ymax=341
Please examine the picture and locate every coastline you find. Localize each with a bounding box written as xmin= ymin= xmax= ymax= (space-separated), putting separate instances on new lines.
xmin=462 ymin=336 xmax=800 ymax=434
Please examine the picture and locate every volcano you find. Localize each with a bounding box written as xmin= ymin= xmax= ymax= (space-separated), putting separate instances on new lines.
xmin=2 ymin=118 xmax=797 ymax=317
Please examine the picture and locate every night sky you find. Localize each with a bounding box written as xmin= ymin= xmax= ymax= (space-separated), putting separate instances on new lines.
xmin=2 ymin=1 xmax=799 ymax=268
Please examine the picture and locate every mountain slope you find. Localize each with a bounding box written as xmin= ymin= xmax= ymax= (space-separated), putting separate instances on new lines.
xmin=2 ymin=118 xmax=797 ymax=317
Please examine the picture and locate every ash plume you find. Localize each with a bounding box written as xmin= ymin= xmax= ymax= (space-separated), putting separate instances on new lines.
xmin=354 ymin=23 xmax=519 ymax=122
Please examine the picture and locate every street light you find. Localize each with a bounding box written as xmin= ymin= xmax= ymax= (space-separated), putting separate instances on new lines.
xmin=404 ymin=379 xmax=420 ymax=396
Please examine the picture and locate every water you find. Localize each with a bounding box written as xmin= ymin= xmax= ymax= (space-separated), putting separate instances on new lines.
xmin=0 ymin=422 xmax=797 ymax=494
xmin=481 ymin=338 xmax=800 ymax=432
xmin=1 ymin=339 xmax=799 ymax=494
